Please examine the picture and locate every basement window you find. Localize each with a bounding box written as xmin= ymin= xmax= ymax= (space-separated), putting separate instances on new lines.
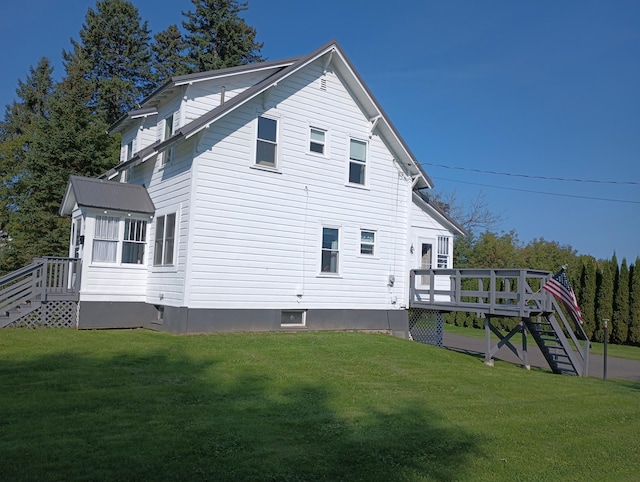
xmin=281 ymin=310 xmax=306 ymax=327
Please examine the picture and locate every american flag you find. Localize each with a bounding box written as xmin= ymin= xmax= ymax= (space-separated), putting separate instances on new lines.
xmin=542 ymin=267 xmax=584 ymax=324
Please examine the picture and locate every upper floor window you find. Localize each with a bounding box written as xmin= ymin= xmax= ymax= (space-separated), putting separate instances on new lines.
xmin=360 ymin=230 xmax=376 ymax=256
xmin=126 ymin=139 xmax=134 ymax=161
xmin=256 ymin=116 xmax=277 ymax=168
xmin=154 ymin=213 xmax=176 ymax=266
xmin=321 ymin=227 xmax=340 ymax=274
xmin=437 ymin=236 xmax=450 ymax=268
xmin=348 ymin=139 xmax=367 ymax=185
xmin=309 ymin=127 xmax=326 ymax=155
xmin=162 ymin=113 xmax=176 ymax=165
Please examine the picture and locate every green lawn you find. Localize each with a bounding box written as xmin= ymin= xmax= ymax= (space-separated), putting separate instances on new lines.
xmin=445 ymin=323 xmax=640 ymax=361
xmin=1 ymin=329 xmax=639 ymax=481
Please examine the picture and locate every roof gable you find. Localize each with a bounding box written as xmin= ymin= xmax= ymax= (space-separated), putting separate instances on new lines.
xmin=104 ymin=40 xmax=432 ymax=189
xmin=60 ymin=176 xmax=155 ymax=216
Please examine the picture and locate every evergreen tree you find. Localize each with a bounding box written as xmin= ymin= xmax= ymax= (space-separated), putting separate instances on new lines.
xmin=594 ymin=262 xmax=614 ymax=342
xmin=63 ymin=0 xmax=154 ymax=125
xmin=578 ymin=256 xmax=597 ymax=339
xmin=628 ymin=258 xmax=640 ymax=346
xmin=0 ymin=59 xmax=55 ymax=273
xmin=182 ymin=0 xmax=264 ymax=73
xmin=152 ymin=25 xmax=190 ymax=80
xmin=612 ymin=258 xmax=630 ymax=344
xmin=1 ymin=51 xmax=118 ymax=270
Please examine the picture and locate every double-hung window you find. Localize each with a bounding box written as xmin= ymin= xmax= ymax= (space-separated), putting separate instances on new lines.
xmin=360 ymin=230 xmax=376 ymax=256
xmin=437 ymin=236 xmax=450 ymax=268
xmin=348 ymin=139 xmax=367 ymax=185
xmin=321 ymin=227 xmax=339 ymax=273
xmin=256 ymin=116 xmax=277 ymax=167
xmin=162 ymin=113 xmax=175 ymax=165
xmin=122 ymin=219 xmax=147 ymax=264
xmin=92 ymin=216 xmax=119 ymax=263
xmin=309 ymin=127 xmax=326 ymax=155
xmin=154 ymin=213 xmax=176 ymax=266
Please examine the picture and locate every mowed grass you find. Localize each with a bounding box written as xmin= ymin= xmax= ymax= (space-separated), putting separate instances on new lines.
xmin=1 ymin=330 xmax=639 ymax=481
xmin=445 ymin=323 xmax=640 ymax=361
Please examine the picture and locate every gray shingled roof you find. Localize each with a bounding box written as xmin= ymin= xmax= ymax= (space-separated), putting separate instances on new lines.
xmin=60 ymin=176 xmax=155 ymax=216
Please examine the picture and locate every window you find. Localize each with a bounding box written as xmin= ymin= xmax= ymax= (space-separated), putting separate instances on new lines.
xmin=154 ymin=213 xmax=176 ymax=266
xmin=162 ymin=114 xmax=175 ymax=165
xmin=126 ymin=139 xmax=134 ymax=160
xmin=321 ymin=227 xmax=339 ymax=273
xmin=360 ymin=230 xmax=376 ymax=256
xmin=281 ymin=310 xmax=306 ymax=327
xmin=437 ymin=236 xmax=450 ymax=268
xmin=256 ymin=116 xmax=277 ymax=167
xmin=309 ymin=127 xmax=326 ymax=155
xmin=122 ymin=219 xmax=147 ymax=264
xmin=348 ymin=139 xmax=366 ymax=185
xmin=92 ymin=216 xmax=119 ymax=263
xmin=120 ymin=167 xmax=130 ymax=183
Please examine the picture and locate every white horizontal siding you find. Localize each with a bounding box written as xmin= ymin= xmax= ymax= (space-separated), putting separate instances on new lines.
xmin=185 ymin=60 xmax=414 ymax=309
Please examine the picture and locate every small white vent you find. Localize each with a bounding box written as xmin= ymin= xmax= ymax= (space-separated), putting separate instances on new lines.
xmin=320 ymin=78 xmax=327 ymax=91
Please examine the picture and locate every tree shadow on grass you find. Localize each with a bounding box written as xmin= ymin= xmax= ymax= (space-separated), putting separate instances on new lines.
xmin=0 ymin=350 xmax=483 ymax=481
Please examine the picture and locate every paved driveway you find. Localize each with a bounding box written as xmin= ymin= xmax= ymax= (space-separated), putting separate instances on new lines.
xmin=443 ymin=332 xmax=640 ymax=381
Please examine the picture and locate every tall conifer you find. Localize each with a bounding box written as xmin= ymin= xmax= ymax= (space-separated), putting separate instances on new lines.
xmin=182 ymin=0 xmax=264 ymax=73
xmin=628 ymin=258 xmax=640 ymax=346
xmin=594 ymin=261 xmax=614 ymax=342
xmin=578 ymin=257 xmax=597 ymax=339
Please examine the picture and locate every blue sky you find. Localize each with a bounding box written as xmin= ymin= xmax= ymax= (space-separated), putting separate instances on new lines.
xmin=1 ymin=0 xmax=639 ymax=264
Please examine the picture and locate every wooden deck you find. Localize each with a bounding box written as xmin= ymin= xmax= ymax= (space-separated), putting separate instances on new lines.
xmin=409 ymin=268 xmax=555 ymax=316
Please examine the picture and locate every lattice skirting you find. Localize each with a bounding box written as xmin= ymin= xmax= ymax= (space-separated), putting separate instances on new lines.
xmin=6 ymin=301 xmax=78 ymax=329
xmin=408 ymin=308 xmax=444 ymax=347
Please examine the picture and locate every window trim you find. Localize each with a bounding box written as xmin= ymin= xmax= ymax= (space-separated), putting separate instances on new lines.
xmin=437 ymin=236 xmax=451 ymax=269
xmin=255 ymin=115 xmax=279 ymax=170
xmin=359 ymin=229 xmax=377 ymax=257
xmin=161 ymin=113 xmax=176 ymax=166
xmin=308 ymin=126 xmax=327 ymax=156
xmin=153 ymin=212 xmax=177 ymax=267
xmin=319 ymin=225 xmax=341 ymax=276
xmin=347 ymin=137 xmax=368 ymax=187
xmin=90 ymin=214 xmax=148 ymax=267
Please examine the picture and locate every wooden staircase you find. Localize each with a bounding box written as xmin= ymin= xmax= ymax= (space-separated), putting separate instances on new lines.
xmin=409 ymin=268 xmax=590 ymax=376
xmin=0 ymin=257 xmax=81 ymax=328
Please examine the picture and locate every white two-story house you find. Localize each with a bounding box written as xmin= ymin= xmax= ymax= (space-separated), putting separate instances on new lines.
xmin=60 ymin=40 xmax=464 ymax=336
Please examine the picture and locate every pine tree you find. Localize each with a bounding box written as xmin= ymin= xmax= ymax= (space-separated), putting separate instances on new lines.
xmin=0 ymin=59 xmax=55 ymax=273
xmin=612 ymin=258 xmax=630 ymax=344
xmin=594 ymin=261 xmax=614 ymax=342
xmin=182 ymin=0 xmax=264 ymax=73
xmin=152 ymin=25 xmax=190 ymax=81
xmin=63 ymin=0 xmax=155 ymax=125
xmin=628 ymin=258 xmax=640 ymax=346
xmin=578 ymin=257 xmax=597 ymax=339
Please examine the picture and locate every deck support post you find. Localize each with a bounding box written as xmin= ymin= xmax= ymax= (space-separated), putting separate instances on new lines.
xmin=484 ymin=316 xmax=494 ymax=366
xmin=521 ymin=319 xmax=530 ymax=370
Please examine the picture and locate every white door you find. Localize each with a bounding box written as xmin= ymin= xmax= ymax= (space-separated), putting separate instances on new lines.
xmin=416 ymin=238 xmax=434 ymax=290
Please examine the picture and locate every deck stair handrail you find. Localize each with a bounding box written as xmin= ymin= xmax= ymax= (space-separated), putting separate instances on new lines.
xmin=410 ymin=268 xmax=590 ymax=376
xmin=0 ymin=257 xmax=81 ymax=328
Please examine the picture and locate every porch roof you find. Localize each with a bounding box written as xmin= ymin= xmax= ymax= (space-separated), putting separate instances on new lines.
xmin=59 ymin=176 xmax=156 ymax=216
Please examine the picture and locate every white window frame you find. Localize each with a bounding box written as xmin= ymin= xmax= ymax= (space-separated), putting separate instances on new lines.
xmin=437 ymin=236 xmax=451 ymax=269
xmin=309 ymin=127 xmax=327 ymax=156
xmin=154 ymin=212 xmax=177 ymax=267
xmin=92 ymin=216 xmax=119 ymax=263
xmin=320 ymin=226 xmax=341 ymax=275
xmin=347 ymin=138 xmax=367 ymax=186
xmin=359 ymin=229 xmax=376 ymax=257
xmin=255 ymin=115 xmax=279 ymax=169
xmin=122 ymin=218 xmax=147 ymax=265
xmin=91 ymin=215 xmax=148 ymax=266
xmin=161 ymin=113 xmax=176 ymax=165
xmin=281 ymin=310 xmax=307 ymax=327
